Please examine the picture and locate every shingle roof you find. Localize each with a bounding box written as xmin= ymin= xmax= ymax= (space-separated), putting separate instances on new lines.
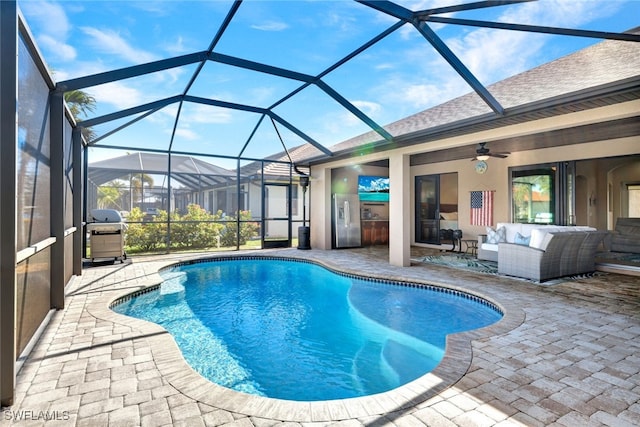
xmin=321 ymin=27 xmax=640 ymax=158
xmin=239 ymin=144 xmax=314 ymax=178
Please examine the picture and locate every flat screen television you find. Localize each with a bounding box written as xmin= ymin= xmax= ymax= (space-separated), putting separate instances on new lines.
xmin=358 ymin=175 xmax=390 ymax=202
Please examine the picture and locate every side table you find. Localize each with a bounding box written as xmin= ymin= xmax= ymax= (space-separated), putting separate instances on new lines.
xmin=460 ymin=239 xmax=478 ymax=256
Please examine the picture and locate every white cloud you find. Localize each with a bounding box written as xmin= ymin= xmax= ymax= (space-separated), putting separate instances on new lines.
xmin=500 ymin=0 xmax=610 ymax=27
xmin=251 ymin=21 xmax=289 ymax=31
xmin=154 ymin=68 xmax=185 ymax=86
xmin=444 ymin=0 xmax=621 ymax=84
xmin=448 ymin=28 xmax=536 ymax=84
xmin=352 ymin=100 xmax=382 ymax=117
xmin=90 ymin=82 xmax=144 ymax=110
xmin=183 ymin=104 xmax=234 ymax=125
xmin=131 ymin=1 xmax=173 ymax=16
xmin=20 ymin=1 xmax=77 ymax=62
xmin=21 ymin=1 xmax=71 ymax=39
xmin=38 ymin=34 xmax=77 ymax=62
xmin=374 ymin=63 xmax=395 ymax=71
xmin=174 ymin=127 xmax=199 ymax=141
xmin=337 ymin=100 xmax=383 ymax=127
xmin=324 ymin=10 xmax=358 ymax=34
xmin=165 ymin=36 xmax=187 ymax=55
xmin=80 ymin=26 xmax=156 ymax=64
xmin=54 ymin=59 xmax=113 ymax=81
xmin=391 ymin=80 xmax=459 ymax=110
xmin=249 ymin=86 xmax=277 ymax=106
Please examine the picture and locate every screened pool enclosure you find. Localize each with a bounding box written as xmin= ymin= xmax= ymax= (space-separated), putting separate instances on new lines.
xmin=87 ymin=151 xmax=310 ymax=254
xmin=3 ymin=0 xmax=639 ymax=407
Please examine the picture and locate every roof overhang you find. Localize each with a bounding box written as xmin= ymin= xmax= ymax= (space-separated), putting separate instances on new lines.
xmin=308 ymin=77 xmax=640 ymax=166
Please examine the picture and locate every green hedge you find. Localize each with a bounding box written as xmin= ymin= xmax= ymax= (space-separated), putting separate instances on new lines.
xmin=124 ymin=205 xmax=260 ymax=253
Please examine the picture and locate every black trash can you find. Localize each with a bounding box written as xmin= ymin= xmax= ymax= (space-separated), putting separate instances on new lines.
xmin=298 ymin=226 xmax=311 ymax=250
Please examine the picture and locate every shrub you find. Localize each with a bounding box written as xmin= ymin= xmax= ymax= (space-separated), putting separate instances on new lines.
xmin=171 ymin=204 xmax=223 ymax=249
xmin=124 ymin=205 xmax=259 ymax=252
xmin=218 ymin=210 xmax=260 ymax=247
xmin=125 ymin=207 xmax=167 ymax=252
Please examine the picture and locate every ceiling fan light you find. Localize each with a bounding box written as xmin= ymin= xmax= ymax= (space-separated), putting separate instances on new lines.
xmin=476 ymin=155 xmax=490 ymax=161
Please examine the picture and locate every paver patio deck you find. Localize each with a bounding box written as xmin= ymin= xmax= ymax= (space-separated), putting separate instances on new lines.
xmin=2 ymin=247 xmax=639 ymax=426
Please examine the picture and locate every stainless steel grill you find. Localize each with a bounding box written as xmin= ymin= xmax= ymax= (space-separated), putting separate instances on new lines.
xmin=87 ymin=209 xmax=127 ymax=264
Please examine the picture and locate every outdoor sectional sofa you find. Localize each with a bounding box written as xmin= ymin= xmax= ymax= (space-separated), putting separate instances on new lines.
xmin=497 ymin=230 xmax=607 ymax=282
xmin=477 ymin=222 xmax=597 ymax=262
xmin=604 ymin=217 xmax=640 ymax=254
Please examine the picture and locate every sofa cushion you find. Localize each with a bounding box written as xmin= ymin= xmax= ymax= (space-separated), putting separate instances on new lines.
xmin=514 ymin=232 xmax=531 ymax=246
xmin=529 ymin=226 xmax=597 ymax=249
xmin=617 ymin=224 xmax=640 ymax=235
xmin=481 ymin=243 xmax=499 ymax=252
xmin=530 ymin=228 xmax=560 ymax=249
xmin=486 ymin=226 xmax=507 ymax=244
xmin=496 ymin=222 xmax=521 ymax=243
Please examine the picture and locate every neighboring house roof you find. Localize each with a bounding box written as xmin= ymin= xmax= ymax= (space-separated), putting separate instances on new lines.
xmin=239 ymin=144 xmax=314 ymax=179
xmin=312 ymin=27 xmax=640 ymax=162
xmin=88 ymin=152 xmax=236 ymax=189
xmin=89 ymin=147 xmax=311 ymax=191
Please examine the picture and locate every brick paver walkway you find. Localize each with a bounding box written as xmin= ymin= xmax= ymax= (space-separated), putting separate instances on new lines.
xmin=2 ymin=247 xmax=639 ymax=426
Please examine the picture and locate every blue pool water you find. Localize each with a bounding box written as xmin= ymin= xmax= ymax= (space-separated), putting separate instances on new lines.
xmin=112 ymin=258 xmax=502 ymax=401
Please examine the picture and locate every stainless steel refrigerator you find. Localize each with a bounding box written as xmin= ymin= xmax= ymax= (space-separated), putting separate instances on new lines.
xmin=333 ymin=193 xmax=361 ymax=248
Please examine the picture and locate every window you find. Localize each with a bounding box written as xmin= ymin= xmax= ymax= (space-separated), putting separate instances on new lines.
xmin=628 ymin=184 xmax=640 ymax=217
xmin=291 ymin=184 xmax=299 ymax=216
xmin=511 ymin=165 xmax=556 ymax=224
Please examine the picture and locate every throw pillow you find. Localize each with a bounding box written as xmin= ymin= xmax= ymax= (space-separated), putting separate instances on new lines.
xmin=514 ymin=232 xmax=531 ymax=246
xmin=486 ymin=226 xmax=506 ymax=244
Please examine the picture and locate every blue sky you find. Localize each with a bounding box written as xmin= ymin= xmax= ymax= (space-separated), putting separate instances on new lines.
xmin=19 ymin=0 xmax=640 ymax=165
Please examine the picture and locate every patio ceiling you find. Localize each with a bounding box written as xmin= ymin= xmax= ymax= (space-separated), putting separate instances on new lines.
xmin=43 ymin=0 xmax=640 ymax=165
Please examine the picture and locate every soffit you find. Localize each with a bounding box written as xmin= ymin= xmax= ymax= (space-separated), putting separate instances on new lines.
xmin=409 ymin=116 xmax=640 ymax=166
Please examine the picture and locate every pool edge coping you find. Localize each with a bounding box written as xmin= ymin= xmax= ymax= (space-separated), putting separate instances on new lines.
xmin=86 ymin=252 xmax=525 ymax=422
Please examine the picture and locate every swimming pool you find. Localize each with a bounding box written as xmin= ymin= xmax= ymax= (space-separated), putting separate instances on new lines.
xmin=112 ymin=257 xmax=502 ymax=401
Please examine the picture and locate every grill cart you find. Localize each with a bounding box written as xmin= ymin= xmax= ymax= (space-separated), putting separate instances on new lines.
xmin=87 ymin=209 xmax=127 ymax=264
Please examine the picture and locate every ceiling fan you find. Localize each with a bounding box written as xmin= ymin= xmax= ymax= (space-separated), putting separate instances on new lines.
xmin=471 ymin=142 xmax=510 ymax=161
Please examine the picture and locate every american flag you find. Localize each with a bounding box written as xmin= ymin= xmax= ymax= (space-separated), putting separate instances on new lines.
xmin=470 ymin=190 xmax=493 ymax=226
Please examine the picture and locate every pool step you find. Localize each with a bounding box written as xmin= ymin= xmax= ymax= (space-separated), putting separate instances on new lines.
xmin=351 ymin=341 xmax=399 ymax=394
xmin=382 ymin=339 xmax=440 ymax=384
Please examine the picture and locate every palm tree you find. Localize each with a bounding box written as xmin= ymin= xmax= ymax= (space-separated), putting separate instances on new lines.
xmin=97 ymin=180 xmax=126 ymax=209
xmin=64 ymin=90 xmax=96 ymax=116
xmin=64 ymin=89 xmax=97 ymax=141
xmin=130 ymin=173 xmax=155 ymax=210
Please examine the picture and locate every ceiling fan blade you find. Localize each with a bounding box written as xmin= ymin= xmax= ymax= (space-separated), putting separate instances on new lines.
xmin=471 ymin=142 xmax=510 ymax=160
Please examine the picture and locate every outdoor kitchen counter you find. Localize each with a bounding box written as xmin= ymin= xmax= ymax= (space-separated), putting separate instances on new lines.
xmin=361 ymin=220 xmax=389 ymax=246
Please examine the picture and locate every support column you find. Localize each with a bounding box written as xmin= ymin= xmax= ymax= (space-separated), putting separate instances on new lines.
xmin=50 ymin=92 xmax=65 ymax=309
xmin=389 ymin=153 xmax=411 ymax=267
xmin=72 ymin=127 xmax=83 ymax=275
xmin=82 ymin=143 xmax=89 ymax=259
xmin=0 ymin=0 xmax=18 ymax=407
xmin=309 ymin=166 xmax=332 ymax=250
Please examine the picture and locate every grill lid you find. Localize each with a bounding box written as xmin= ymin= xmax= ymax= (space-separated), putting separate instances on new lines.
xmin=91 ymin=209 xmax=123 ymax=223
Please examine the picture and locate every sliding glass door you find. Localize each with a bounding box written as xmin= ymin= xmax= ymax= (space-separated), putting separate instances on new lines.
xmin=510 ymin=162 xmax=575 ymax=225
xmin=415 ymin=175 xmax=440 ymax=244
